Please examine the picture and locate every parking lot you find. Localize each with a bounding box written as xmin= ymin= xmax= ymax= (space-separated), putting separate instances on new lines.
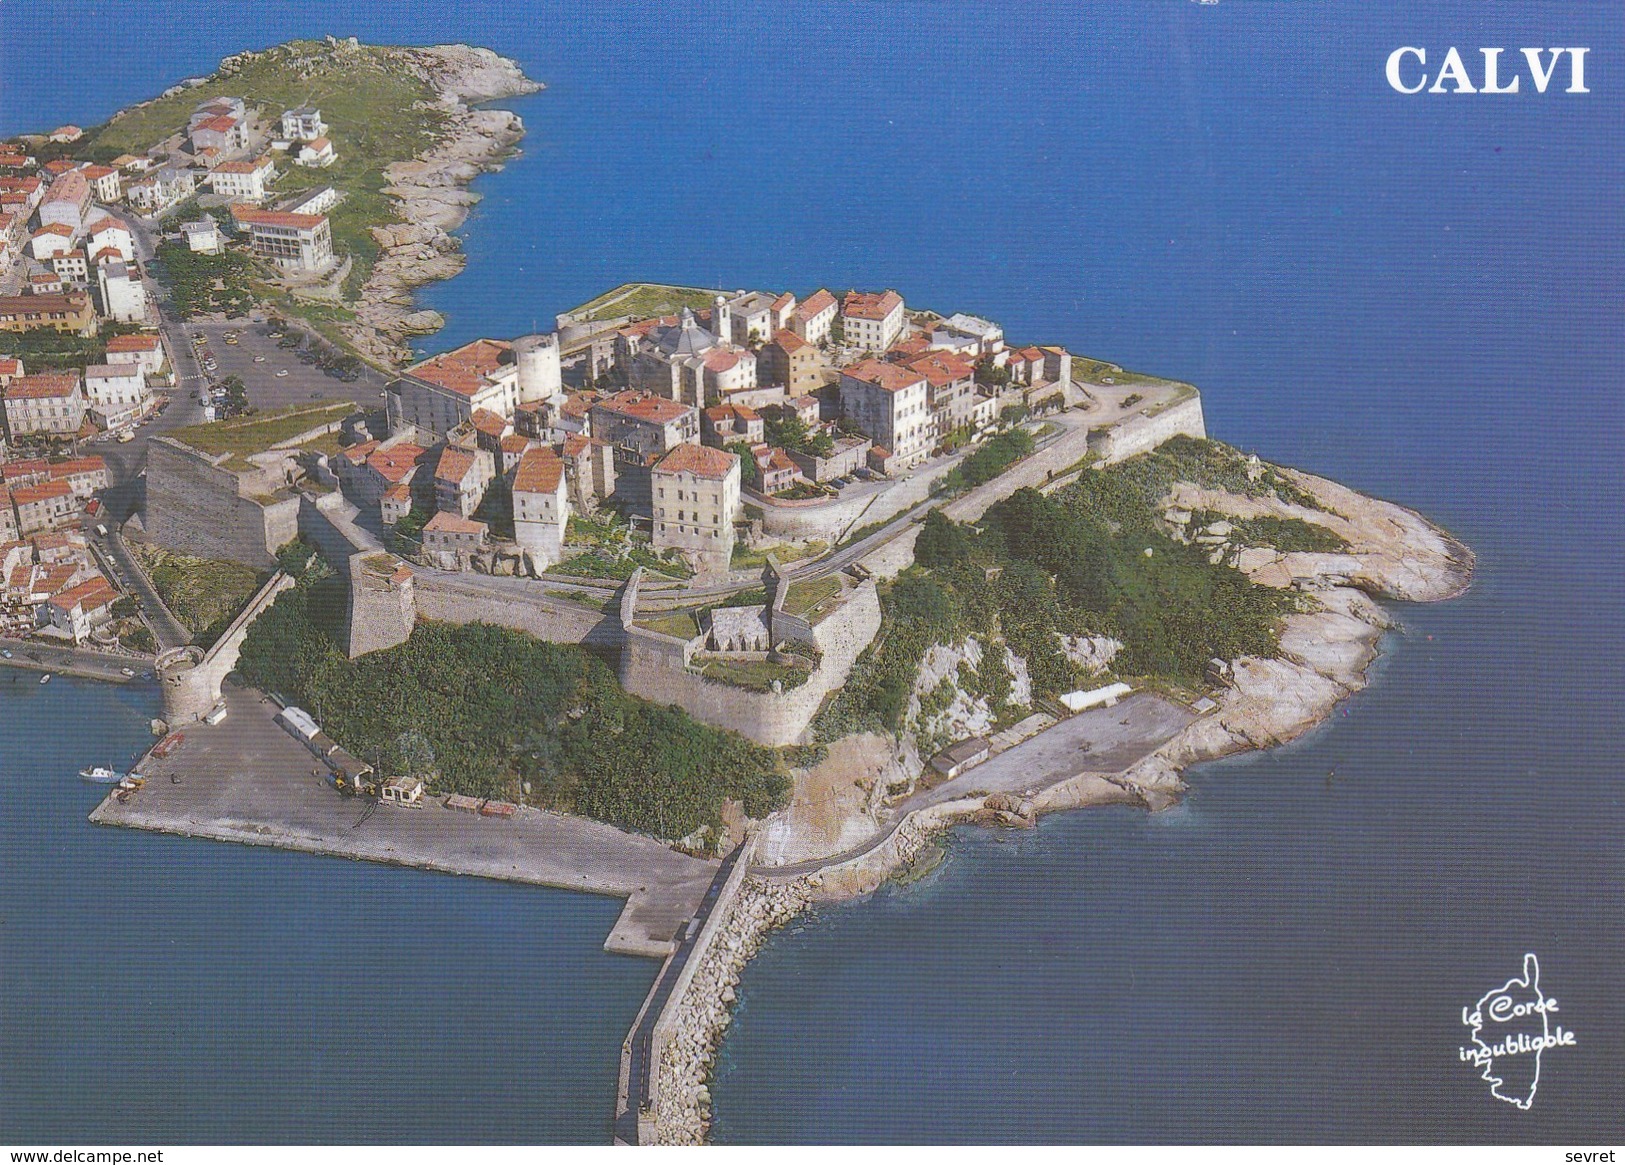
xmin=185 ymin=319 xmax=392 ymax=420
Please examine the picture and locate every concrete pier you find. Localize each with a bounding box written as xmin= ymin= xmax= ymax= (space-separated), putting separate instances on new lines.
xmin=90 ymin=684 xmax=719 ymax=957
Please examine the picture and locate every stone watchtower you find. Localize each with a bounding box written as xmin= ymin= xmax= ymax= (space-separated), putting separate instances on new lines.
xmin=511 ymin=332 xmax=562 ymax=403
xmin=346 ymin=552 xmax=417 ymax=659
xmin=156 ymin=645 xmax=215 ymax=724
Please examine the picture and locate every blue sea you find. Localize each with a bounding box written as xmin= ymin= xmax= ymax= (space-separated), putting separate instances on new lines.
xmin=2 ymin=0 xmax=1621 ymax=1144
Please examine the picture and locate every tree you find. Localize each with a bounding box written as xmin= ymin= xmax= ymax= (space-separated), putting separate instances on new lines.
xmin=726 ymin=441 xmax=761 ymax=489
xmin=975 ymin=357 xmax=1012 ymax=388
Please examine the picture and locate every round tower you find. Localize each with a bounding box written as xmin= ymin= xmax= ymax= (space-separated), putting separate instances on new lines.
xmin=512 ymin=333 xmax=561 ymax=403
xmin=157 ymin=645 xmax=215 ymax=725
xmin=713 ymin=294 xmax=732 ymax=344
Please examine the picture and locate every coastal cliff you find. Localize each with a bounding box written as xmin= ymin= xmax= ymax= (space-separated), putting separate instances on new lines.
xmin=345 ymin=45 xmax=541 ymax=366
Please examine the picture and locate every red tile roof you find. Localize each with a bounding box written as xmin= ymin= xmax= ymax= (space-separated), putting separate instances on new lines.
xmin=703 ymin=348 xmax=744 ymax=373
xmin=32 ymin=223 xmax=75 ymax=239
xmin=12 ymin=479 xmax=74 ymax=504
xmin=842 ymin=289 xmax=903 ymax=321
xmin=770 ymin=328 xmax=808 ymax=353
xmin=405 ymin=338 xmax=513 ymax=397
xmin=49 ymin=457 xmax=106 ymax=478
xmin=212 ymin=157 xmax=269 ymax=175
xmin=470 ymin=408 xmax=508 ymax=437
xmin=797 ymin=289 xmax=837 ymax=318
xmin=47 ymin=576 xmax=117 ymax=613
xmin=653 ymin=443 xmax=738 ymax=480
xmin=843 ymin=358 xmax=924 ymax=393
xmin=907 ymin=351 xmax=976 ymax=387
xmin=6 ymin=373 xmax=80 ymax=400
xmin=194 ymin=114 xmax=239 ymax=134
xmin=105 ymin=333 xmax=161 ymax=352
xmin=595 ymin=390 xmax=691 ymax=425
xmin=231 ymin=205 xmax=324 ymax=230
xmin=365 ymin=443 xmax=423 ymax=483
xmin=434 ymin=445 xmax=478 ymax=484
xmin=511 ymin=446 xmax=565 ymax=494
xmin=424 ymin=510 xmax=487 ymax=536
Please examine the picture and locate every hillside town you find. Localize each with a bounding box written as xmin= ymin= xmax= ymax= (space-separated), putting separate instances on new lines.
xmin=363 ymin=285 xmax=1074 ymax=576
xmin=0 ymin=89 xmax=368 ymax=648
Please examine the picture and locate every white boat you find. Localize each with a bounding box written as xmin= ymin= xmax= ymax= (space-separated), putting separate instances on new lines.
xmin=80 ymin=766 xmax=123 ymax=783
xmin=39 ymin=673 xmax=51 ymax=684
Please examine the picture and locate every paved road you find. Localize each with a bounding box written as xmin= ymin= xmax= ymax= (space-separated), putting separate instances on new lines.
xmin=0 ymin=636 xmax=152 ymax=684
xmin=755 ymin=692 xmax=1195 ymax=879
xmin=90 ymin=526 xmax=189 ymax=650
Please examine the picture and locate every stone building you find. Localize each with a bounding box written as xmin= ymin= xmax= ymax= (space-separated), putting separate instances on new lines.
xmin=589 ymin=391 xmax=699 ymax=461
xmin=759 ymin=329 xmax=821 ymax=397
xmin=388 ymin=338 xmax=521 ymax=440
xmin=706 ymin=605 xmax=771 ymax=653
xmin=511 ymin=445 xmax=569 ymax=567
xmin=840 ymin=289 xmax=905 ymax=352
xmin=789 ymin=288 xmax=838 ymax=346
xmin=420 ymin=511 xmax=487 ymax=571
xmin=838 ymin=358 xmax=932 ymax=469
xmin=4 ymin=372 xmax=85 ymax=438
xmin=650 ymin=443 xmax=740 ymax=572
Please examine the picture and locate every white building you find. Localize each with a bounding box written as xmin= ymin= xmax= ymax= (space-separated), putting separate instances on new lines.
xmin=181 ymin=219 xmax=223 ymax=254
xmin=838 ymin=357 xmax=933 ymax=469
xmin=83 ymin=217 xmax=135 ymax=265
xmin=388 ymin=338 xmax=523 ymax=440
xmin=83 ymin=362 xmax=150 ymax=428
xmin=295 ymin=137 xmax=336 ymax=168
xmin=789 ymin=288 xmax=838 ymax=346
xmin=96 ymin=261 xmax=146 ymax=324
xmin=28 ymin=224 xmax=76 ymax=262
xmin=210 ymin=156 xmax=275 ymax=202
xmin=81 ymin=164 xmax=123 ymax=203
xmin=230 ymin=206 xmax=334 ymax=272
xmin=840 ymin=289 xmax=906 ymax=352
xmin=103 ymin=333 xmax=166 ymax=377
xmin=280 ymin=106 xmax=329 ymax=142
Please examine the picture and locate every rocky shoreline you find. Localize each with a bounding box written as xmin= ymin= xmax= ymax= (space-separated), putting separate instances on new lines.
xmin=341 ymin=45 xmax=541 ymax=367
xmin=641 ymin=462 xmax=1475 ymax=1144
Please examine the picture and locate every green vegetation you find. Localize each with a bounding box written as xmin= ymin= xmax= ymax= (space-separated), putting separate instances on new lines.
xmin=715 ymin=587 xmax=769 ymax=608
xmin=725 ymin=440 xmax=761 ymax=489
xmin=780 ymin=575 xmax=842 ymax=619
xmin=119 ymin=624 xmax=156 ymax=654
xmin=698 ymin=656 xmax=811 ymax=692
xmin=570 ymin=283 xmax=723 ymax=324
xmin=128 ymin=543 xmax=262 ymax=646
xmin=169 ymin=400 xmax=354 ymax=458
xmin=816 ymin=441 xmax=1315 ymax=740
xmin=552 ymin=545 xmax=689 ymax=581
xmin=0 ymin=323 xmax=147 ymax=372
xmin=234 ymin=580 xmax=788 ymax=841
xmin=772 ymin=481 xmax=829 ymax=501
xmin=730 ymin=539 xmax=826 ymax=570
xmin=1193 ymin=510 xmax=1349 ymax=554
xmin=938 ymin=427 xmax=1035 ymax=494
xmin=152 ymin=241 xmax=256 ymax=318
xmin=85 ymin=40 xmax=451 ymax=293
xmin=636 ymin=610 xmax=702 ymax=640
xmin=764 ymin=412 xmax=834 ymax=458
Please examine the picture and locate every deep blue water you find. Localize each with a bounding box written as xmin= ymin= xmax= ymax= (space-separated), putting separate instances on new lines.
xmin=3 ymin=0 xmax=1622 ymax=1144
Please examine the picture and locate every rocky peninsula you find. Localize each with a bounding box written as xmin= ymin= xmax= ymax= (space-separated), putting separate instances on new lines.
xmin=345 ymin=45 xmax=541 ymax=366
xmin=638 ymin=456 xmax=1474 ymax=1145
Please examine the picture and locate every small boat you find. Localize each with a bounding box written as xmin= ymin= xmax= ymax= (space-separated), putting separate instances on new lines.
xmin=39 ymin=673 xmax=52 ymax=684
xmin=80 ymin=765 xmax=123 ymax=783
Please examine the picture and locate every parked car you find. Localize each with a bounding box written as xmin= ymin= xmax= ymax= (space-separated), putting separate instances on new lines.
xmin=275 ymin=369 xmax=289 ymax=377
xmin=253 ymin=355 xmax=266 ymax=363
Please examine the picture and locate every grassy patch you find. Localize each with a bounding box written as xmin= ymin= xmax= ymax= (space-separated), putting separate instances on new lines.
xmin=698 ymin=656 xmax=811 ymax=692
xmin=169 ymin=401 xmax=354 ymax=457
xmin=1193 ymin=510 xmax=1349 ymax=554
xmin=129 ymin=543 xmax=262 ymax=645
xmin=780 ymin=575 xmax=842 ymax=619
xmin=732 ymin=539 xmax=828 ymax=570
xmin=635 ymin=610 xmax=702 ymax=640
xmin=571 ymin=282 xmax=722 ymax=324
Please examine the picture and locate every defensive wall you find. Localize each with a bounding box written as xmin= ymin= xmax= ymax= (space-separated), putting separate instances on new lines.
xmin=142 ymin=438 xmax=300 ymax=569
xmin=157 ymin=571 xmax=297 ymax=723
xmin=617 ymin=567 xmax=883 ymax=747
xmin=1088 ymin=391 xmax=1207 ymax=465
